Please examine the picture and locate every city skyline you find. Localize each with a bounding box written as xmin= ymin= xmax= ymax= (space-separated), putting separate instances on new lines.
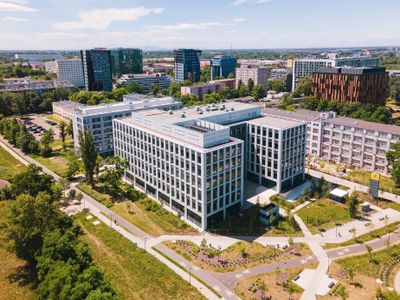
xmin=0 ymin=0 xmax=399 ymax=50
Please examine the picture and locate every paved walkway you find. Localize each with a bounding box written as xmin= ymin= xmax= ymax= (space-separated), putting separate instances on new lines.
xmin=395 ymin=270 xmax=400 ymax=293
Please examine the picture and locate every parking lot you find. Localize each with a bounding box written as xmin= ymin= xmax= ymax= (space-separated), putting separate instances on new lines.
xmin=20 ymin=114 xmax=60 ymax=140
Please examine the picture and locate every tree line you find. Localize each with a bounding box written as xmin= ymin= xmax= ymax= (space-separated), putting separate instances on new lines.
xmin=1 ymin=165 xmax=117 ymax=299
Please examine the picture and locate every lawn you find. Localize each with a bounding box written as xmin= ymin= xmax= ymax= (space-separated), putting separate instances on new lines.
xmin=211 ymin=205 xmax=303 ymax=237
xmin=336 ymin=244 xmax=400 ymax=278
xmin=0 ymin=202 xmax=35 ymax=300
xmin=0 ymin=144 xmax=26 ymax=181
xmin=77 ymin=182 xmax=197 ymax=236
xmin=235 ymin=263 xmax=317 ymax=300
xmin=29 ymin=148 xmax=74 ymax=177
xmin=297 ymin=198 xmax=353 ymax=234
xmin=164 ymin=240 xmax=312 ymax=273
xmin=346 ymin=170 xmax=400 ymax=195
xmin=76 ymin=213 xmax=205 ymax=300
xmin=323 ymin=221 xmax=400 ymax=249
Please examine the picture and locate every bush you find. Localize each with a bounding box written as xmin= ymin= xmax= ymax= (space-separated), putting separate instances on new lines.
xmin=76 ymin=193 xmax=83 ymax=201
xmin=68 ymin=189 xmax=76 ymax=199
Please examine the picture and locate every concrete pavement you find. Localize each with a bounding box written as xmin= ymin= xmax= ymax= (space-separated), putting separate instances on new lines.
xmin=395 ymin=270 xmax=400 ymax=293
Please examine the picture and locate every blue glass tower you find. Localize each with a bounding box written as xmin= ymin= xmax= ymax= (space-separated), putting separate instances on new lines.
xmin=81 ymin=49 xmax=113 ymax=92
xmin=174 ymin=49 xmax=201 ymax=83
xmin=210 ymin=55 xmax=237 ymax=80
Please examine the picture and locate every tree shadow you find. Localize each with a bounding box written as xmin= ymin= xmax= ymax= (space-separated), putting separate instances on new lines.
xmin=7 ymin=264 xmax=36 ymax=287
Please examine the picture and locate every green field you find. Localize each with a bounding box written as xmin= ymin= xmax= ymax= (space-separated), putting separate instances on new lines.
xmin=0 ymin=202 xmax=35 ymax=300
xmin=0 ymin=144 xmax=26 ymax=181
xmin=29 ymin=148 xmax=74 ymax=177
xmin=76 ymin=213 xmax=205 ymax=300
xmin=297 ymin=198 xmax=353 ymax=234
xmin=336 ymin=244 xmax=400 ymax=278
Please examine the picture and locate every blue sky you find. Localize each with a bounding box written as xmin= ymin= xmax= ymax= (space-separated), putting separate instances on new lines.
xmin=0 ymin=0 xmax=399 ymax=50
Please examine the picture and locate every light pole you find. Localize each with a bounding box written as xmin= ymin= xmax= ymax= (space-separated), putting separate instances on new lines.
xmin=144 ymin=237 xmax=147 ymax=251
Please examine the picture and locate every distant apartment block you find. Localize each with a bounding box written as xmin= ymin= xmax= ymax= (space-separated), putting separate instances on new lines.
xmin=0 ymin=78 xmax=73 ymax=94
xmin=312 ymin=67 xmax=389 ymax=106
xmin=80 ymin=49 xmax=113 ymax=92
xmin=118 ymin=73 xmax=172 ymax=93
xmin=72 ymin=96 xmax=181 ymax=156
xmin=113 ymin=102 xmax=307 ymax=230
xmin=210 ymin=56 xmax=237 ymax=80
xmin=236 ymin=65 xmax=268 ymax=90
xmin=111 ymin=48 xmax=143 ymax=77
xmin=55 ymin=59 xmax=85 ymax=87
xmin=174 ymin=49 xmax=201 ymax=83
xmin=292 ymin=56 xmax=379 ymax=91
xmin=180 ymin=79 xmax=236 ymax=99
xmin=269 ymin=68 xmax=289 ymax=81
xmin=44 ymin=61 xmax=57 ymax=74
xmin=263 ymin=108 xmax=400 ymax=174
xmin=15 ymin=52 xmax=63 ymax=61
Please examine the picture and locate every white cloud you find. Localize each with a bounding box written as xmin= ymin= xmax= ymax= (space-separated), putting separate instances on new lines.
xmin=234 ymin=17 xmax=245 ymax=22
xmin=1 ymin=16 xmax=27 ymax=21
xmin=232 ymin=0 xmax=275 ymax=5
xmin=0 ymin=0 xmax=35 ymax=12
xmin=54 ymin=7 xmax=163 ymax=31
xmin=144 ymin=22 xmax=230 ymax=31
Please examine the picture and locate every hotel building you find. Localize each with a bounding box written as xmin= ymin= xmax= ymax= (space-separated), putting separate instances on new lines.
xmin=55 ymin=59 xmax=85 ymax=87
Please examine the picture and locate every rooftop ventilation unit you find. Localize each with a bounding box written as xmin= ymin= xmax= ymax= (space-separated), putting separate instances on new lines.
xmin=230 ymin=107 xmax=234 ymax=111
xmin=181 ymin=112 xmax=186 ymax=118
xmin=168 ymin=110 xmax=173 ymax=115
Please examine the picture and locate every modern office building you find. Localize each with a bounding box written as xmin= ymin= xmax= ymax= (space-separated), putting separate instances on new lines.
xmin=263 ymin=108 xmax=400 ymax=174
xmin=312 ymin=67 xmax=389 ymax=106
xmin=55 ymin=59 xmax=85 ymax=87
xmin=72 ymin=96 xmax=181 ymax=156
xmin=0 ymin=78 xmax=73 ymax=94
xmin=210 ymin=56 xmax=237 ymax=80
xmin=117 ymin=73 xmax=172 ymax=93
xmin=113 ymin=102 xmax=307 ymax=230
xmin=80 ymin=49 xmax=113 ymax=92
xmin=236 ymin=65 xmax=268 ymax=90
xmin=292 ymin=56 xmax=380 ymax=91
xmin=174 ymin=49 xmax=201 ymax=83
xmin=180 ymin=79 xmax=236 ymax=100
xmin=110 ymin=48 xmax=143 ymax=77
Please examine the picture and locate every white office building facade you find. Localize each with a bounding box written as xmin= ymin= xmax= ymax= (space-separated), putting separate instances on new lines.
xmin=56 ymin=59 xmax=85 ymax=87
xmin=72 ymin=97 xmax=181 ymax=156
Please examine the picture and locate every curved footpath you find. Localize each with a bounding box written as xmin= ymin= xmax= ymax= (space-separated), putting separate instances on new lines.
xmin=395 ymin=270 xmax=400 ymax=293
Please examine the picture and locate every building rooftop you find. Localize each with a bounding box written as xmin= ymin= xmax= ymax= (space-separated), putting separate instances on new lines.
xmin=263 ymin=108 xmax=322 ymax=122
xmin=324 ymin=116 xmax=400 ymax=135
xmin=247 ymin=115 xmax=305 ymax=129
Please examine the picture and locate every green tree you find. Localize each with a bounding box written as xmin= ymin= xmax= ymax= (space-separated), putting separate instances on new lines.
xmin=99 ymin=156 xmax=128 ymax=196
xmin=295 ymin=76 xmax=312 ymax=96
xmin=252 ymin=84 xmax=266 ymax=100
xmin=66 ymin=120 xmax=74 ymax=138
xmin=5 ymin=192 xmax=64 ymax=264
xmin=387 ymin=142 xmax=400 ymax=186
xmin=389 ymin=75 xmax=400 ymax=104
xmin=268 ymin=79 xmax=285 ymax=92
xmin=347 ymin=193 xmax=360 ymax=218
xmin=150 ymin=83 xmax=160 ymax=96
xmin=40 ymin=129 xmax=54 ymax=157
xmin=78 ymin=129 xmax=97 ymax=187
xmin=247 ymin=78 xmax=255 ymax=94
xmin=58 ymin=120 xmax=67 ymax=148
xmin=65 ymin=154 xmax=80 ymax=180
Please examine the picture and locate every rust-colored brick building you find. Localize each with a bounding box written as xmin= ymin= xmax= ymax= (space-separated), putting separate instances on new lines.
xmin=312 ymin=67 xmax=388 ymax=105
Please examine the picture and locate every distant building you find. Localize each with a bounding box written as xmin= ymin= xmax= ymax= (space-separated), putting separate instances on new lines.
xmin=72 ymin=96 xmax=181 ymax=156
xmin=312 ymin=67 xmax=389 ymax=106
xmin=269 ymin=68 xmax=289 ymax=81
xmin=210 ymin=56 xmax=237 ymax=80
xmin=15 ymin=52 xmax=63 ymax=61
xmin=292 ymin=56 xmax=380 ymax=91
xmin=263 ymin=108 xmax=400 ymax=174
xmin=180 ymin=79 xmax=236 ymax=99
xmin=0 ymin=78 xmax=73 ymax=94
xmin=55 ymin=59 xmax=85 ymax=87
xmin=80 ymin=49 xmax=113 ymax=92
xmin=174 ymin=49 xmax=201 ymax=83
xmin=117 ymin=73 xmax=172 ymax=93
xmin=52 ymin=100 xmax=86 ymax=121
xmin=44 ymin=61 xmax=57 ymax=73
xmin=236 ymin=65 xmax=268 ymax=90
xmin=110 ymin=48 xmax=143 ymax=77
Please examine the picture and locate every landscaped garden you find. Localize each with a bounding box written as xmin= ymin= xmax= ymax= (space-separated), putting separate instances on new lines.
xmin=297 ymin=198 xmax=353 ymax=234
xmin=210 ymin=205 xmax=303 ymax=237
xmin=164 ymin=240 xmax=312 ymax=273
xmin=76 ymin=213 xmax=205 ymax=300
xmin=235 ymin=264 xmax=317 ymax=300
